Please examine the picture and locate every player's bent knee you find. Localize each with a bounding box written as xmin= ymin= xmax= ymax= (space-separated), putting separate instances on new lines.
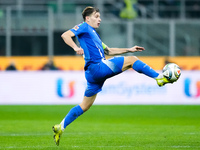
xmin=125 ymin=56 xmax=138 ymax=64
xmin=122 ymin=56 xmax=139 ymax=71
xmin=129 ymin=56 xmax=138 ymax=63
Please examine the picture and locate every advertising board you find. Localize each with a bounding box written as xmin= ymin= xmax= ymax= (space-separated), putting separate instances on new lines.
xmin=0 ymin=71 xmax=199 ymax=105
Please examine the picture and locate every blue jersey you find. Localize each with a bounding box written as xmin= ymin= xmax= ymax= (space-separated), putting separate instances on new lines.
xmin=70 ymin=22 xmax=125 ymax=97
xmin=70 ymin=22 xmax=105 ymax=69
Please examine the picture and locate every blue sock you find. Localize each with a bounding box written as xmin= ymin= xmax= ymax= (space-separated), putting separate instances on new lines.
xmin=132 ymin=60 xmax=159 ymax=78
xmin=60 ymin=105 xmax=84 ymax=129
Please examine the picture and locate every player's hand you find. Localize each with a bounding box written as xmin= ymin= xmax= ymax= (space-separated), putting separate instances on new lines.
xmin=128 ymin=46 xmax=145 ymax=53
xmin=74 ymin=47 xmax=84 ymax=55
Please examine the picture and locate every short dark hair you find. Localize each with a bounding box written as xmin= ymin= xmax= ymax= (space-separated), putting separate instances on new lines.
xmin=82 ymin=6 xmax=99 ymax=21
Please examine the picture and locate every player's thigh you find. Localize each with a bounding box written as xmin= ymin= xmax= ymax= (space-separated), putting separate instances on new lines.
xmin=79 ymin=94 xmax=97 ymax=112
xmin=122 ymin=56 xmax=139 ymax=71
xmin=104 ymin=56 xmax=124 ymax=74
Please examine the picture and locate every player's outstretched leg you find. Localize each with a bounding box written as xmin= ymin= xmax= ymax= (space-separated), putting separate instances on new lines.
xmin=131 ymin=59 xmax=171 ymax=86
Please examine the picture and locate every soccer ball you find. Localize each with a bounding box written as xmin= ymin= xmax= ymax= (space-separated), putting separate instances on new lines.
xmin=162 ymin=63 xmax=181 ymax=82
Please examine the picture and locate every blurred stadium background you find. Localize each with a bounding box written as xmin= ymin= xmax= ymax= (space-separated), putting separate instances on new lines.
xmin=0 ymin=0 xmax=200 ymax=105
xmin=0 ymin=0 xmax=200 ymax=70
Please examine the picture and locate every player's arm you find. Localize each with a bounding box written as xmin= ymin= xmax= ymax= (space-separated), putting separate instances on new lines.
xmin=103 ymin=42 xmax=145 ymax=55
xmin=61 ymin=30 xmax=84 ymax=55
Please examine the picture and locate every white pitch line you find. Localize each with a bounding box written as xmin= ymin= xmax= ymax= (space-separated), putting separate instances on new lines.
xmin=0 ymin=132 xmax=149 ymax=137
xmin=0 ymin=146 xmax=55 ymax=149
xmin=72 ymin=145 xmax=200 ymax=148
xmin=1 ymin=132 xmax=199 ymax=137
xmin=0 ymin=133 xmax=52 ymax=136
xmin=1 ymin=145 xmax=200 ymax=149
xmin=184 ymin=132 xmax=199 ymax=135
xmin=170 ymin=146 xmax=200 ymax=148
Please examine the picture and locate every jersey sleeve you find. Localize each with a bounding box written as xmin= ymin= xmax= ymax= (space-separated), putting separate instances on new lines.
xmin=102 ymin=42 xmax=108 ymax=50
xmin=70 ymin=22 xmax=87 ymax=36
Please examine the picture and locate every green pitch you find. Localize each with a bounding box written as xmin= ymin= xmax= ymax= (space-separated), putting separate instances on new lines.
xmin=0 ymin=105 xmax=200 ymax=150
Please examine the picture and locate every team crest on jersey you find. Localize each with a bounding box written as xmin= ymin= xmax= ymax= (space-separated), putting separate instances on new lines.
xmin=73 ymin=25 xmax=79 ymax=31
xmin=73 ymin=22 xmax=84 ymax=31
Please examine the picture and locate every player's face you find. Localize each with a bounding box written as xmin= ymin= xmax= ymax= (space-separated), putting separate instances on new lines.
xmin=86 ymin=12 xmax=101 ymax=28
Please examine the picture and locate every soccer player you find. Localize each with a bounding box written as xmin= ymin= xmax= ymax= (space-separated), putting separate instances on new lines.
xmin=52 ymin=6 xmax=170 ymax=146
